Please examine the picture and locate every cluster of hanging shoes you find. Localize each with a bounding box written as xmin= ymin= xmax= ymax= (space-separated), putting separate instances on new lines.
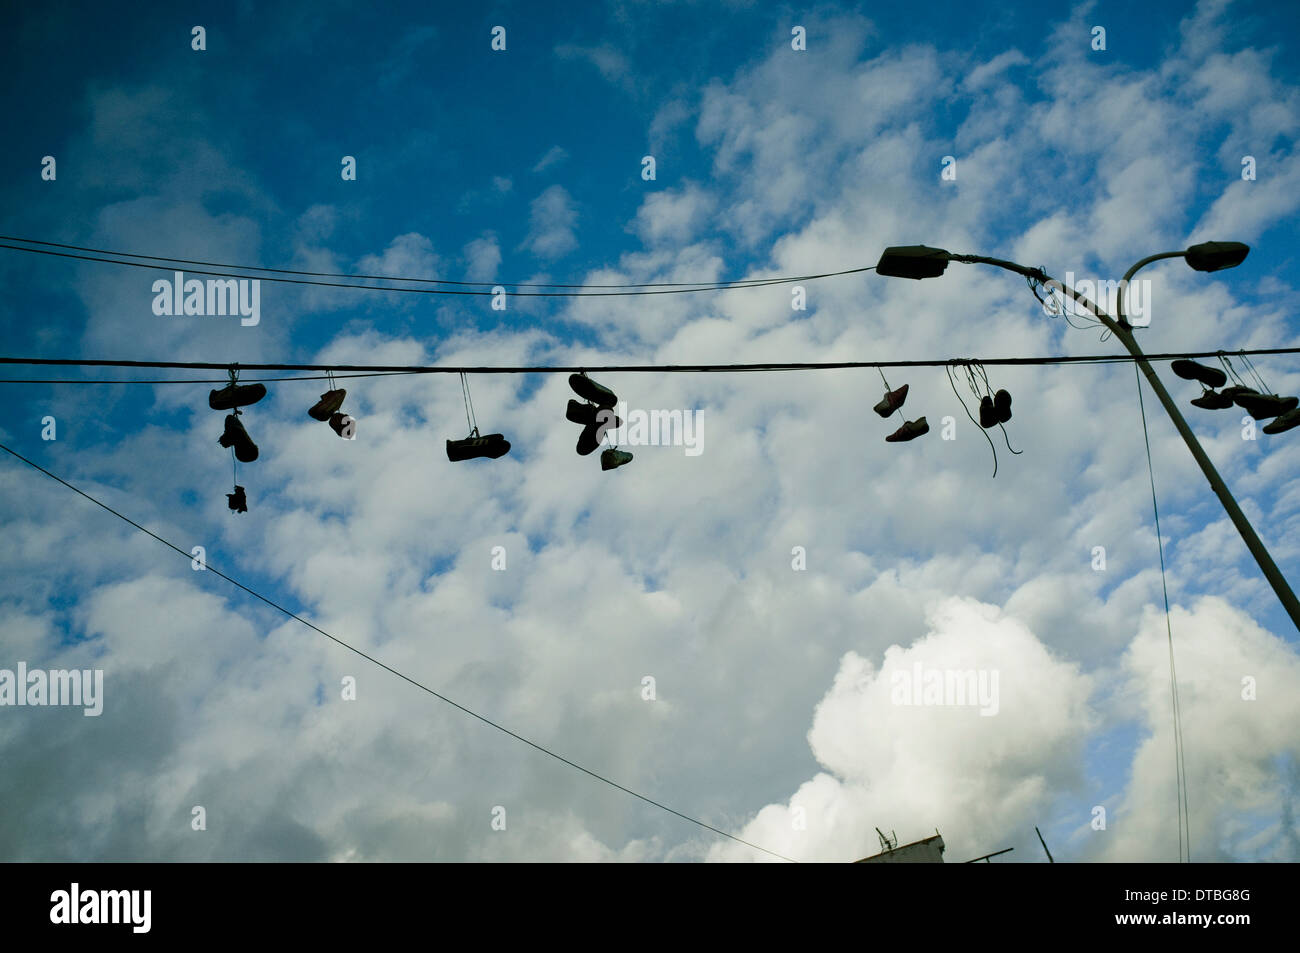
xmin=568 ymin=372 xmax=632 ymax=471
xmin=1173 ymin=357 xmax=1300 ymax=434
xmin=209 ymin=369 xmax=265 ymax=513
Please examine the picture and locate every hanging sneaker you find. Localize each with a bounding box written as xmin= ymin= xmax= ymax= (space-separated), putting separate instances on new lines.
xmin=209 ymin=382 xmax=267 ymax=411
xmin=446 ymin=433 xmax=511 ymax=461
xmin=601 ymin=448 xmax=633 ymax=471
xmin=885 ymin=417 xmax=929 ymax=442
xmin=1235 ymin=392 xmax=1298 ymax=420
xmin=873 ymin=384 xmax=909 ymax=418
xmin=1221 ymin=385 xmax=1258 ymax=400
xmin=979 ymin=395 xmax=998 ymax=428
xmin=219 ymin=415 xmax=259 ymax=462
xmin=309 ymin=389 xmax=347 ymax=421
xmin=1263 ymin=407 xmax=1300 ymax=435
xmin=1170 ymin=360 xmax=1228 ymax=389
xmin=576 ymin=423 xmax=601 ymax=456
xmin=566 ymin=399 xmax=597 ymax=425
xmin=569 ymin=373 xmax=618 ymax=408
xmin=328 ymin=412 xmax=356 ymax=438
xmin=226 ymin=485 xmax=248 ymax=513
xmin=994 ymin=389 xmax=1012 ymax=423
xmin=1190 ymin=389 xmax=1234 ymax=410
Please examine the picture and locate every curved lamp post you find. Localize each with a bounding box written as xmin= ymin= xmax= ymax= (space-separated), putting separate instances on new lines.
xmin=876 ymin=242 xmax=1300 ymax=633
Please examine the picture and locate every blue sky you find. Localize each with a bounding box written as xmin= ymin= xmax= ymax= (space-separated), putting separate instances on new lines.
xmin=1 ymin=0 xmax=1299 ymax=862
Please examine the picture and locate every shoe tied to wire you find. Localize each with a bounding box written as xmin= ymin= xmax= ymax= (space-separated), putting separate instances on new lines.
xmin=209 ymin=382 xmax=267 ymax=411
xmin=873 ymin=384 xmax=908 ymax=418
xmin=1171 ymin=360 xmax=1228 ymax=389
xmin=309 ymin=388 xmax=347 ymax=421
xmin=1263 ymin=407 xmax=1300 ymax=435
xmin=568 ymin=373 xmax=618 ymax=408
xmin=886 ymin=417 xmax=929 ymax=442
xmin=1190 ymin=389 xmax=1235 ymax=410
xmin=447 ymin=432 xmax=511 ymax=461
xmin=993 ymin=389 xmax=1012 ymax=423
xmin=979 ymin=395 xmax=998 ymax=428
xmin=601 ymin=448 xmax=633 ymax=471
xmin=1235 ymin=391 xmax=1298 ymax=421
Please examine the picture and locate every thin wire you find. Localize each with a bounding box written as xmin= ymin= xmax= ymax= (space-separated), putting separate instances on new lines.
xmin=946 ymin=363 xmax=998 ymax=477
xmin=3 ymin=347 xmax=1299 ymax=378
xmin=0 ymin=240 xmax=871 ymax=297
xmin=0 ymin=233 xmax=870 ymax=290
xmin=0 ymin=439 xmax=797 ymax=863
xmin=1133 ymin=363 xmax=1191 ymax=862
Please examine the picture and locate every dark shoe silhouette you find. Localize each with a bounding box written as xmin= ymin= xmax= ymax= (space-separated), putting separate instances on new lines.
xmin=569 ymin=373 xmax=617 ymax=408
xmin=577 ymin=423 xmax=601 ymax=455
xmin=309 ymin=389 xmax=347 ymax=421
xmin=209 ymin=382 xmax=267 ymax=411
xmin=1190 ymin=389 xmax=1234 ymax=410
xmin=1171 ymin=360 xmax=1227 ymax=389
xmin=979 ymin=395 xmax=998 ymax=428
xmin=227 ymin=485 xmax=248 ymax=513
xmin=1263 ymin=408 xmax=1300 ymax=435
xmin=447 ymin=433 xmax=510 ymax=461
xmin=1235 ymin=392 xmax=1298 ymax=420
xmin=886 ymin=417 xmax=929 ymax=442
xmin=219 ymin=414 xmax=259 ymax=462
xmin=601 ymin=448 xmax=633 ymax=471
xmin=994 ymin=389 xmax=1012 ymax=423
xmin=873 ymin=385 xmax=909 ymax=418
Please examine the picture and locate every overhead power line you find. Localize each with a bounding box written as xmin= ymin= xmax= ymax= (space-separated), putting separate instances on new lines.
xmin=0 ymin=236 xmax=872 ymax=297
xmin=0 ymin=347 xmax=1295 ymax=383
xmin=0 ymin=438 xmax=796 ymax=864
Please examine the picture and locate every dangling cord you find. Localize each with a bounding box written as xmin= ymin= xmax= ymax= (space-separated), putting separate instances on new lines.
xmin=1134 ymin=362 xmax=1191 ymax=862
xmin=459 ymin=372 xmax=479 ymax=437
xmin=228 ymin=365 xmax=242 ymax=415
xmin=946 ymin=361 xmax=998 ymax=478
xmin=231 ymin=447 xmax=237 ymax=490
xmin=1218 ymin=354 xmax=1247 ymax=389
xmin=1239 ymin=352 xmax=1269 ymax=393
xmin=877 ymin=366 xmax=901 ymax=420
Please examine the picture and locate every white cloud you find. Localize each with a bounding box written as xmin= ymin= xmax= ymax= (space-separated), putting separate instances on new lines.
xmin=522 ymin=185 xmax=579 ymax=259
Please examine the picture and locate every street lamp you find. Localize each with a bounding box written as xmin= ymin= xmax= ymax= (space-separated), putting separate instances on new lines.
xmin=876 ymin=242 xmax=1300 ymax=633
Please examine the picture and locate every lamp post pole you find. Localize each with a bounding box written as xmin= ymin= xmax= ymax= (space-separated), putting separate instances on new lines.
xmin=880 ymin=246 xmax=1300 ymax=632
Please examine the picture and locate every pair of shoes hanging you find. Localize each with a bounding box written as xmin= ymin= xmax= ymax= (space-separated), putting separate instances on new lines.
xmin=874 ymin=382 xmax=928 ymax=441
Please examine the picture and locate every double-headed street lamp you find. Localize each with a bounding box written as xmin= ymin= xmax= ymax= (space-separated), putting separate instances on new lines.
xmin=876 ymin=241 xmax=1300 ymax=633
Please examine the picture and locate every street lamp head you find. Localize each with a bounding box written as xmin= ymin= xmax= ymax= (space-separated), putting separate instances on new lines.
xmin=876 ymin=245 xmax=952 ymax=280
xmin=1184 ymin=241 xmax=1250 ymax=273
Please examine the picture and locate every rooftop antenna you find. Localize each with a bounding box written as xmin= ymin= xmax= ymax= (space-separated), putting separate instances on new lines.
xmin=875 ymin=827 xmax=898 ymax=853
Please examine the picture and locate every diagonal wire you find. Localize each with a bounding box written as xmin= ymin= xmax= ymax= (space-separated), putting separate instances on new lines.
xmin=1132 ymin=364 xmax=1191 ymax=862
xmin=0 ymin=440 xmax=795 ymax=863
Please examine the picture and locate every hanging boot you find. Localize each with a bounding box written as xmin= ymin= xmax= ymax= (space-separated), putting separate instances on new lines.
xmin=219 ymin=415 xmax=259 ymax=462
xmin=227 ymin=485 xmax=248 ymax=513
xmin=1190 ymin=389 xmax=1235 ymax=410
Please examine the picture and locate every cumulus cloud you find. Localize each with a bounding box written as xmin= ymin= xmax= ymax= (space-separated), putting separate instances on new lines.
xmin=522 ymin=185 xmax=579 ymax=259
